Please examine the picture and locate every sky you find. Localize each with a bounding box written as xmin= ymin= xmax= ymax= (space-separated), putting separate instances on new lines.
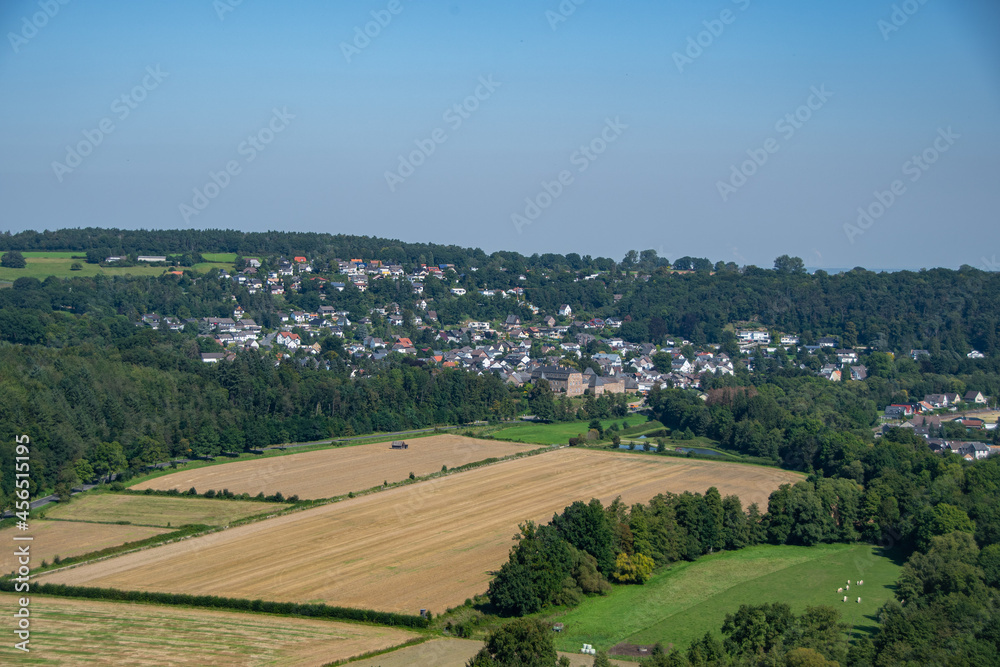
xmin=1 ymin=0 xmax=998 ymax=270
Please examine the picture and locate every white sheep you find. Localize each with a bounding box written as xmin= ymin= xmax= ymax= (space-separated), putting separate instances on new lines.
xmin=843 ymin=596 xmax=848 ymax=602
xmin=857 ymin=597 xmax=861 ymax=603
xmin=859 ymin=580 xmax=864 ymax=585
xmin=838 ymin=587 xmax=843 ymax=593
xmin=846 ymin=584 xmax=849 ymax=590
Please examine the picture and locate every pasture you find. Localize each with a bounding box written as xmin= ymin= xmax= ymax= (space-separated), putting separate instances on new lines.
xmin=0 ymin=251 xmax=234 ymax=281
xmin=0 ymin=593 xmax=419 ymax=666
xmin=131 ymin=434 xmax=538 ymax=500
xmin=547 ymin=543 xmax=903 ymax=654
xmin=491 ymin=419 xmax=624 ymax=445
xmin=42 ymin=448 xmax=802 ymax=615
xmin=40 ymin=493 xmax=272 ymax=528
xmin=0 ymin=521 xmax=168 ymax=572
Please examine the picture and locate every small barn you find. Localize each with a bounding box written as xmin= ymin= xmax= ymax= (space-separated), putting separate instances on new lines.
xmin=391 ymin=441 xmax=408 ymax=449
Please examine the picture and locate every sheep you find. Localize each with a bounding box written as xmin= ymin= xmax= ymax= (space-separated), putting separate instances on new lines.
xmin=838 ymin=587 xmax=843 ymax=593
xmin=857 ymin=597 xmax=861 ymax=603
xmin=846 ymin=584 xmax=849 ymax=590
xmin=859 ymin=580 xmax=864 ymax=585
xmin=843 ymin=596 xmax=848 ymax=602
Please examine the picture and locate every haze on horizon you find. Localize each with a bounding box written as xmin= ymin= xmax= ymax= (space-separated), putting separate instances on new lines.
xmin=1 ymin=0 xmax=998 ymax=271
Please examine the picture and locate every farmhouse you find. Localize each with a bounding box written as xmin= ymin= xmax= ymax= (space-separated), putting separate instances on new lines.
xmin=390 ymin=441 xmax=409 ymax=449
xmin=136 ymin=255 xmax=167 ymax=262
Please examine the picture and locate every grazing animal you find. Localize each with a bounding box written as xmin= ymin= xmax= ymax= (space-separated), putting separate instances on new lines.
xmin=857 ymin=597 xmax=861 ymax=603
xmin=843 ymin=596 xmax=848 ymax=602
xmin=859 ymin=580 xmax=864 ymax=585
xmin=846 ymin=585 xmax=849 ymax=590
xmin=838 ymin=588 xmax=843 ymax=593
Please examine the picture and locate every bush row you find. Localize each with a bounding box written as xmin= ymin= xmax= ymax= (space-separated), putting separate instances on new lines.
xmin=118 ymin=486 xmax=300 ymax=503
xmin=0 ymin=581 xmax=429 ymax=628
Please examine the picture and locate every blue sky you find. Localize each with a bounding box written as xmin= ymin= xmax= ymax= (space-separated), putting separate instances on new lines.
xmin=1 ymin=0 xmax=998 ymax=269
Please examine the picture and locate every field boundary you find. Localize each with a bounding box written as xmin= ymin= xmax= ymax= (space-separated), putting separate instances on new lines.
xmin=323 ymin=637 xmax=431 ymax=666
xmin=0 ymin=582 xmax=430 ymax=629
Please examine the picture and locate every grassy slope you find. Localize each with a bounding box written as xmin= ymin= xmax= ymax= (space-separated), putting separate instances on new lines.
xmin=0 ymin=251 xmax=234 ymax=281
xmin=547 ymin=544 xmax=902 ymax=653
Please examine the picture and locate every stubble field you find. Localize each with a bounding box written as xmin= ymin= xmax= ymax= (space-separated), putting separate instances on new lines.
xmin=0 ymin=521 xmax=169 ymax=573
xmin=41 ymin=449 xmax=802 ymax=615
xmin=0 ymin=593 xmax=418 ymax=666
xmin=41 ymin=493 xmax=274 ymax=527
xmin=131 ymin=434 xmax=538 ymax=499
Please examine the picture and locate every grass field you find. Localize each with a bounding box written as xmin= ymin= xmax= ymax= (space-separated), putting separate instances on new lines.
xmin=42 ymin=449 xmax=802 ymax=615
xmin=0 ymin=251 xmax=234 ymax=281
xmin=492 ymin=419 xmax=626 ymax=445
xmin=40 ymin=493 xmax=273 ymax=528
xmin=547 ymin=544 xmax=903 ymax=654
xmin=132 ymin=435 xmax=538 ymax=500
xmin=0 ymin=521 xmax=169 ymax=572
xmin=0 ymin=593 xmax=419 ymax=666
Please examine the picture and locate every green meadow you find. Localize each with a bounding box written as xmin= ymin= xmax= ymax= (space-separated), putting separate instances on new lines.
xmin=545 ymin=543 xmax=903 ymax=654
xmin=0 ymin=251 xmax=235 ymax=281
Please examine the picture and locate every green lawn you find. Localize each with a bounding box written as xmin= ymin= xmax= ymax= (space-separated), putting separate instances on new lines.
xmin=545 ymin=544 xmax=902 ymax=654
xmin=200 ymin=252 xmax=238 ymax=262
xmin=492 ymin=419 xmax=627 ymax=445
xmin=0 ymin=251 xmax=234 ymax=281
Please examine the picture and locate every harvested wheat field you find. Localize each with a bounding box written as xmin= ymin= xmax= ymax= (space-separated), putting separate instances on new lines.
xmin=42 ymin=449 xmax=802 ymax=615
xmin=0 ymin=520 xmax=168 ymax=573
xmin=0 ymin=593 xmax=418 ymax=666
xmin=132 ymin=434 xmax=538 ymax=499
xmin=42 ymin=493 xmax=272 ymax=527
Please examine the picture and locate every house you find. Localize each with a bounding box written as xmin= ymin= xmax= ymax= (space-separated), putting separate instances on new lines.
xmin=737 ymin=329 xmax=771 ymax=344
xmin=836 ymin=349 xmax=859 ymax=364
xmin=136 ymin=256 xmax=166 ymax=262
xmin=817 ymin=336 xmax=838 ymax=348
xmin=964 ymin=391 xmax=987 ymax=404
xmin=780 ymin=335 xmax=800 ymax=346
xmin=200 ymin=352 xmax=227 ymax=363
xmin=885 ymin=405 xmax=912 ymax=419
xmin=910 ymin=349 xmax=930 ymax=360
xmin=967 ymin=350 xmax=985 ymax=359
xmin=850 ymin=366 xmax=868 ymax=381
xmin=276 ymin=331 xmax=301 ymax=349
xmin=450 ymin=287 xmax=467 ymax=296
xmin=542 ymin=315 xmax=556 ymax=328
xmin=504 ymin=314 xmax=522 ymax=328
xmin=558 ymin=304 xmax=573 ymax=317
xmin=944 ymin=393 xmax=962 ymax=406
xmin=925 ymin=394 xmax=949 ymax=408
